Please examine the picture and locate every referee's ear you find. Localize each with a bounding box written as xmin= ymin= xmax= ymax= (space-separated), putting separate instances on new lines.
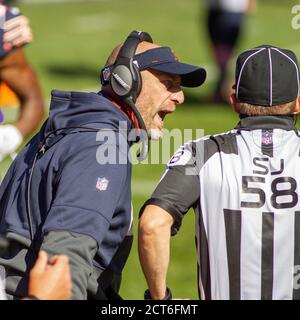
xmin=230 ymin=93 xmax=240 ymax=114
xmin=293 ymin=95 xmax=300 ymax=115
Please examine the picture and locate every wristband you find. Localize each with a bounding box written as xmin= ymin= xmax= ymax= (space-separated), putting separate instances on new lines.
xmin=144 ymin=287 xmax=172 ymax=300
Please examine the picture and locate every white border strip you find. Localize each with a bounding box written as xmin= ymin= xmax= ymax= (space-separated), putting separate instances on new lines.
xmin=236 ymin=48 xmax=265 ymax=99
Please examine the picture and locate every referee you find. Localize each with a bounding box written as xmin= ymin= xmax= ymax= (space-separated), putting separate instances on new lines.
xmin=139 ymin=45 xmax=300 ymax=300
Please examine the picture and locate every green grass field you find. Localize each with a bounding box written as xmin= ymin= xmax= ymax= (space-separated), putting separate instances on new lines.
xmin=1 ymin=0 xmax=300 ymax=299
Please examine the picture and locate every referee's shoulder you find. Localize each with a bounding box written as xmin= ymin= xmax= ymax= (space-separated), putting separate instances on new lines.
xmin=190 ymin=129 xmax=239 ymax=159
xmin=192 ymin=129 xmax=239 ymax=146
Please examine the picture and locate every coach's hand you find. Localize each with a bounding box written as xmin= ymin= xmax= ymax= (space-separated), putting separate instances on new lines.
xmin=28 ymin=251 xmax=72 ymax=300
xmin=0 ymin=124 xmax=23 ymax=161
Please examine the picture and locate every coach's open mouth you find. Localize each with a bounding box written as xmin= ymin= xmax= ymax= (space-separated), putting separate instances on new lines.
xmin=154 ymin=108 xmax=175 ymax=130
xmin=159 ymin=109 xmax=174 ymax=121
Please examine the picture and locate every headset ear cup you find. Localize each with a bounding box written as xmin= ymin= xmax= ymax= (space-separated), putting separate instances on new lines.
xmin=110 ymin=65 xmax=133 ymax=97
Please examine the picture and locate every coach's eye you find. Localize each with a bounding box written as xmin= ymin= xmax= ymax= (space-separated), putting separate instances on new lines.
xmin=161 ymin=80 xmax=173 ymax=90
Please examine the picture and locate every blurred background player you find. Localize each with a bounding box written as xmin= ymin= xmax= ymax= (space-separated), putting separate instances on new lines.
xmin=205 ymin=0 xmax=256 ymax=104
xmin=0 ymin=0 xmax=44 ymax=162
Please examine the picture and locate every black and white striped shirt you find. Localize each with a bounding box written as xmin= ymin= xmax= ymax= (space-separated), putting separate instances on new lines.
xmin=141 ymin=115 xmax=300 ymax=300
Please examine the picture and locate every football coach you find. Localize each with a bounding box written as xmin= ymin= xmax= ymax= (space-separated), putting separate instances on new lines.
xmin=0 ymin=30 xmax=206 ymax=299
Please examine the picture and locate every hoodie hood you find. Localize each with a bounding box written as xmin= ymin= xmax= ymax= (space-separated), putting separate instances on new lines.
xmin=46 ymin=90 xmax=132 ymax=133
xmin=40 ymin=90 xmax=133 ymax=150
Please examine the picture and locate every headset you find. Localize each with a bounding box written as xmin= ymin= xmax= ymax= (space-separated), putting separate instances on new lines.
xmin=100 ymin=30 xmax=153 ymax=161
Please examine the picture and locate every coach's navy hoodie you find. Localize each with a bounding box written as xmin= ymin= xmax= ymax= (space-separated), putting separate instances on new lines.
xmin=0 ymin=90 xmax=134 ymax=299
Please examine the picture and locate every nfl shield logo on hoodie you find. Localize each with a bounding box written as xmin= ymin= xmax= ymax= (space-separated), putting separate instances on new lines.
xmin=96 ymin=177 xmax=109 ymax=191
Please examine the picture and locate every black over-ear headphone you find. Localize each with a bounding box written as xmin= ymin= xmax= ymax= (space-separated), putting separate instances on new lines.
xmin=101 ymin=30 xmax=153 ymax=103
xmin=100 ymin=30 xmax=153 ymax=161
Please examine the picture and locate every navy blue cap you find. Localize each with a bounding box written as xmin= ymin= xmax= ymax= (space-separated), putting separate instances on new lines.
xmin=134 ymin=47 xmax=206 ymax=87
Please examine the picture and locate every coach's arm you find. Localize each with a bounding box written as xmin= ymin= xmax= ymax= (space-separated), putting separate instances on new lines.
xmin=138 ymin=204 xmax=174 ymax=300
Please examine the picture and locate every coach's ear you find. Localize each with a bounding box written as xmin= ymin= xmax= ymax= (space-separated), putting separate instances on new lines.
xmin=293 ymin=95 xmax=300 ymax=114
xmin=230 ymin=93 xmax=240 ymax=113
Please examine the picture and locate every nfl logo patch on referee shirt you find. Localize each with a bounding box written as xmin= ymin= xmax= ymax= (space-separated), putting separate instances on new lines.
xmin=96 ymin=177 xmax=109 ymax=191
xmin=262 ymin=130 xmax=273 ymax=145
